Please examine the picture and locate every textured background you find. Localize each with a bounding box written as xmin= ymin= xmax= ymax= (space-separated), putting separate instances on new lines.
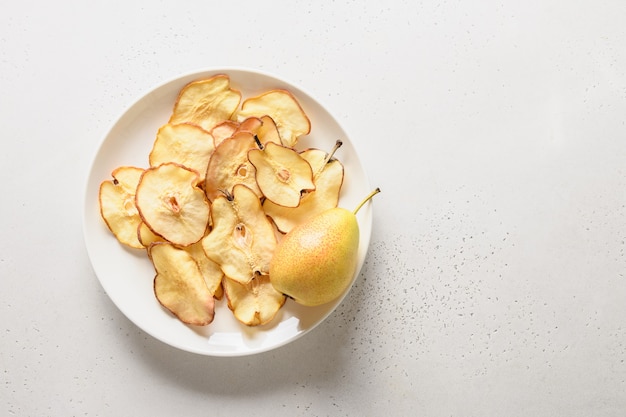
xmin=2 ymin=1 xmax=626 ymax=416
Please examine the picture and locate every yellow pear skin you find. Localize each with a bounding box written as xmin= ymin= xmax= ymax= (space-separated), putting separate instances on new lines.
xmin=269 ymin=188 xmax=380 ymax=306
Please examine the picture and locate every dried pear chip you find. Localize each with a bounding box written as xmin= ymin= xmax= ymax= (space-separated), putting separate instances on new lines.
xmin=150 ymin=243 xmax=215 ymax=326
xmin=255 ymin=115 xmax=282 ymax=146
xmin=235 ymin=116 xmax=281 ymax=146
xmin=210 ymin=120 xmax=239 ymax=147
xmin=149 ymin=123 xmax=215 ymax=179
xmin=99 ymin=166 xmax=145 ymax=249
xmin=223 ymin=275 xmax=286 ymax=326
xmin=236 ymin=116 xmax=264 ymax=135
xmin=135 ymin=163 xmax=210 ymax=247
xmin=201 ymin=184 xmax=277 ymax=284
xmin=264 ymin=143 xmax=344 ymax=233
xmin=204 ymin=131 xmax=261 ymax=202
xmin=169 ymin=75 xmax=242 ymax=132
xmin=248 ymin=140 xmax=315 ymax=208
xmin=184 ymin=240 xmax=224 ymax=298
xmin=236 ymin=89 xmax=310 ymax=148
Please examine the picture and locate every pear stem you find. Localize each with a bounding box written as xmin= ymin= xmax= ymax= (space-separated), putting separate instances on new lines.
xmin=353 ymin=187 xmax=381 ymax=215
xmin=322 ymin=140 xmax=343 ymax=166
xmin=219 ymin=188 xmax=234 ymax=201
xmin=253 ymin=134 xmax=264 ymax=150
xmin=313 ymin=140 xmax=343 ymax=180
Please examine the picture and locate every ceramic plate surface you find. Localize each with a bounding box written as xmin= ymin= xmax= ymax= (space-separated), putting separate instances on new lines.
xmin=83 ymin=68 xmax=372 ymax=356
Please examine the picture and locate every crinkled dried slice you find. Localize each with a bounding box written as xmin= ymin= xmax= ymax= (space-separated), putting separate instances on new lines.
xmin=169 ymin=75 xmax=242 ymax=132
xmin=236 ymin=89 xmax=310 ymax=148
xmin=255 ymin=115 xmax=282 ymax=145
xmin=149 ymin=123 xmax=215 ymax=179
xmin=150 ymin=243 xmax=215 ymax=326
xmin=236 ymin=116 xmax=263 ymax=135
xmin=135 ymin=163 xmax=210 ymax=247
xmin=264 ymin=142 xmax=344 ymax=233
xmin=223 ymin=275 xmax=286 ymax=326
xmin=248 ymin=140 xmax=315 ymax=208
xmin=201 ymin=184 xmax=277 ymax=284
xmin=204 ymin=131 xmax=261 ymax=202
xmin=210 ymin=120 xmax=239 ymax=147
xmin=99 ymin=166 xmax=144 ymax=249
xmin=184 ymin=240 xmax=224 ymax=298
xmin=235 ymin=116 xmax=281 ymax=146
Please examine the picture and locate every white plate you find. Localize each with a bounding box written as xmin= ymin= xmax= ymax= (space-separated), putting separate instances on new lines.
xmin=82 ymin=67 xmax=373 ymax=356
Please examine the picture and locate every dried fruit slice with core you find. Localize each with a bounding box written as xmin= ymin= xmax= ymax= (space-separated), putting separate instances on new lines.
xmin=135 ymin=163 xmax=210 ymax=247
xmin=201 ymin=184 xmax=277 ymax=284
xmin=248 ymin=140 xmax=315 ymax=208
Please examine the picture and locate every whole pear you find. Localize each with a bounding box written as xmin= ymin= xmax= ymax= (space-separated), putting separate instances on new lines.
xmin=269 ymin=188 xmax=380 ymax=306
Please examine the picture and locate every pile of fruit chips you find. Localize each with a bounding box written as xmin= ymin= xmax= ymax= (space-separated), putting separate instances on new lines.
xmin=99 ymin=75 xmax=344 ymax=327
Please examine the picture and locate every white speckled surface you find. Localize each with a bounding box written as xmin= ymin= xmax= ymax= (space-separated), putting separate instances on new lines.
xmin=2 ymin=1 xmax=626 ymax=415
